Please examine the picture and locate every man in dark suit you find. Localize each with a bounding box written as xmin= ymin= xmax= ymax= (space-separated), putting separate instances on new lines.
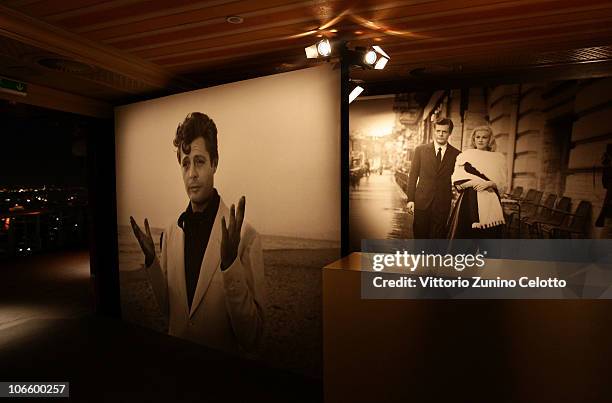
xmin=406 ymin=117 xmax=460 ymax=238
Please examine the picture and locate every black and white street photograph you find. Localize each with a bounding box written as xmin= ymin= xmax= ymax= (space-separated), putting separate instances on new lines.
xmin=349 ymin=79 xmax=612 ymax=251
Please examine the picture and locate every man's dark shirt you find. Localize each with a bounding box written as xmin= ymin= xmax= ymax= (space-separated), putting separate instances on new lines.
xmin=177 ymin=189 xmax=220 ymax=309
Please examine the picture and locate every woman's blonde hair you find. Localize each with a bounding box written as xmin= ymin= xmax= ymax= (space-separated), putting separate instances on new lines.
xmin=470 ymin=125 xmax=496 ymax=151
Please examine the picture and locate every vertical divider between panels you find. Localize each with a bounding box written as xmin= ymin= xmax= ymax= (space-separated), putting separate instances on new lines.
xmin=87 ymin=118 xmax=121 ymax=318
xmin=340 ymin=55 xmax=350 ymax=257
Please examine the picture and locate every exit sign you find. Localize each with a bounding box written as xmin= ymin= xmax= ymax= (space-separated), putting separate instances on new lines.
xmin=0 ymin=77 xmax=27 ymax=96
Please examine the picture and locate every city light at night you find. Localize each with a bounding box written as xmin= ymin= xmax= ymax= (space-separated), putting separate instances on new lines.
xmin=0 ymin=185 xmax=88 ymax=257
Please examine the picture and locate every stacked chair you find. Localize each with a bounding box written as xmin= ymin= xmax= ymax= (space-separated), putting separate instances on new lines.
xmin=530 ymin=196 xmax=571 ymax=238
xmin=498 ymin=184 xmax=594 ymax=238
xmin=548 ymin=200 xmax=592 ymax=238
xmin=521 ymin=193 xmax=557 ymax=237
xmin=502 ymin=189 xmax=543 ymax=237
xmin=503 ymin=186 xmax=524 ymax=200
xmin=500 ymin=186 xmax=523 ymax=237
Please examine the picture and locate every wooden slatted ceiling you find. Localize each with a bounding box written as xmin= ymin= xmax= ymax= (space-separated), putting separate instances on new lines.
xmin=4 ymin=0 xmax=612 ymax=96
xmin=153 ymin=15 xmax=612 ymax=68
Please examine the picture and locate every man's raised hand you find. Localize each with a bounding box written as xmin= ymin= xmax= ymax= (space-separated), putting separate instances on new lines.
xmin=130 ymin=216 xmax=156 ymax=267
xmin=221 ymin=196 xmax=245 ymax=271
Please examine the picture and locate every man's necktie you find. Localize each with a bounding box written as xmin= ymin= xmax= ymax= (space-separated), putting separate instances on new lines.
xmin=436 ymin=147 xmax=442 ymax=167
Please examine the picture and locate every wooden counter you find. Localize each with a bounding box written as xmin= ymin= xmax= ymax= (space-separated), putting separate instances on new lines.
xmin=323 ymin=253 xmax=612 ymax=402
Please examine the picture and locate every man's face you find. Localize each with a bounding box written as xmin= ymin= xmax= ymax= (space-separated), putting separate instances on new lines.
xmin=434 ymin=124 xmax=452 ymax=146
xmin=180 ymin=137 xmax=216 ymax=210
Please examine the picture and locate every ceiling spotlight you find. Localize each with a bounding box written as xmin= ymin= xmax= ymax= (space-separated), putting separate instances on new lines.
xmin=317 ymin=39 xmax=332 ymax=57
xmin=344 ymin=45 xmax=390 ymax=70
xmin=360 ymin=46 xmax=390 ymax=69
xmin=305 ymin=39 xmax=332 ymax=59
xmin=349 ymin=85 xmax=364 ymax=104
xmin=226 ymin=15 xmax=244 ymax=24
xmin=374 ymin=57 xmax=388 ymax=70
xmin=372 ymin=45 xmax=390 ymax=70
xmin=364 ymin=50 xmax=377 ymax=65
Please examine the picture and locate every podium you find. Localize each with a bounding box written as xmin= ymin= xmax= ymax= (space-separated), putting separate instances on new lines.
xmin=323 ymin=253 xmax=612 ymax=402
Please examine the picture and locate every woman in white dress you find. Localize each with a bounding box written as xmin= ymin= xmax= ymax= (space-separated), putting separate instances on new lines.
xmin=447 ymin=126 xmax=507 ymax=240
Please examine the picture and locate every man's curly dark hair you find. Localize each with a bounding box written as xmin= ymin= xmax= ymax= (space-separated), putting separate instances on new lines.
xmin=434 ymin=117 xmax=454 ymax=133
xmin=173 ymin=112 xmax=218 ymax=166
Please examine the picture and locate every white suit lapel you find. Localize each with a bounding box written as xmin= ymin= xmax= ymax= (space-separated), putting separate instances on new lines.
xmin=171 ymin=225 xmax=190 ymax=317
xmin=189 ymin=199 xmax=226 ymax=317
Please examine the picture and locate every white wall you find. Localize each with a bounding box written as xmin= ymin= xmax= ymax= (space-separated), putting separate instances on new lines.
xmin=115 ymin=65 xmax=340 ymax=241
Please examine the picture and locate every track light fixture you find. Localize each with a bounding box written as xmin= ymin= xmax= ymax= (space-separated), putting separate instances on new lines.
xmin=364 ymin=49 xmax=377 ymax=65
xmin=305 ymin=39 xmax=332 ymax=59
xmin=303 ymin=41 xmax=390 ymax=70
xmin=359 ymin=45 xmax=390 ymax=70
xmin=341 ymin=44 xmax=390 ymax=70
xmin=348 ymin=86 xmax=364 ymax=103
xmin=371 ymin=45 xmax=390 ymax=70
xmin=348 ymin=80 xmax=365 ymax=104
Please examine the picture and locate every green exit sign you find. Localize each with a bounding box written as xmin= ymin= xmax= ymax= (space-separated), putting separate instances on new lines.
xmin=0 ymin=77 xmax=27 ymax=96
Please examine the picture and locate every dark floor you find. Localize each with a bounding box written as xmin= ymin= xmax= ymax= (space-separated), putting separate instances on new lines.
xmin=0 ymin=250 xmax=92 ymax=329
xmin=0 ymin=250 xmax=322 ymax=402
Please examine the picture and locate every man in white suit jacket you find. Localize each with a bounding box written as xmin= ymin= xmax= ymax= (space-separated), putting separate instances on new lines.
xmin=130 ymin=112 xmax=265 ymax=356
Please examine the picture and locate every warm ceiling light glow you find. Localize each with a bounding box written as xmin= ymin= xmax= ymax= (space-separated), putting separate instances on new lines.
xmin=355 ymin=31 xmax=363 ymax=35
xmin=349 ymin=86 xmax=364 ymax=103
xmin=329 ymin=29 xmax=338 ymax=33
xmin=364 ymin=50 xmax=377 ymax=65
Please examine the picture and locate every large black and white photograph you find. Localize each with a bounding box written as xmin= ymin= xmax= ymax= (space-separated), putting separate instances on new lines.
xmin=349 ymin=79 xmax=612 ymax=251
xmin=115 ymin=65 xmax=340 ymax=376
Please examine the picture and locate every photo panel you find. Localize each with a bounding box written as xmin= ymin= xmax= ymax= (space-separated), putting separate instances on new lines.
xmin=349 ymin=79 xmax=612 ymax=251
xmin=115 ymin=65 xmax=341 ymax=376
